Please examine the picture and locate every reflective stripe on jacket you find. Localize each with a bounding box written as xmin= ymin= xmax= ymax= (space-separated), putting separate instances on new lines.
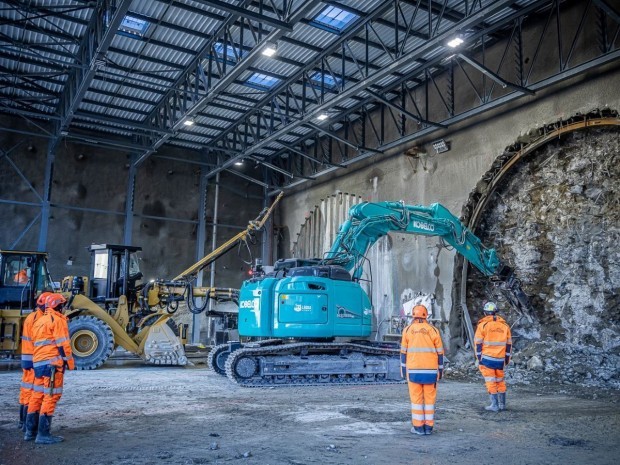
xmin=400 ymin=320 xmax=444 ymax=384
xmin=32 ymin=309 xmax=74 ymax=370
xmin=474 ymin=315 xmax=512 ymax=369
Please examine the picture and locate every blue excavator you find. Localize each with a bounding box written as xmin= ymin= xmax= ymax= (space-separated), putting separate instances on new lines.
xmin=212 ymin=200 xmax=531 ymax=387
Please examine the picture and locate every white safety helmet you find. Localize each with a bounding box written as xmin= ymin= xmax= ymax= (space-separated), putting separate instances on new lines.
xmin=483 ymin=301 xmax=497 ymax=314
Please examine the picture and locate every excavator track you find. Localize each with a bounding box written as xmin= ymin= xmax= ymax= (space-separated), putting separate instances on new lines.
xmin=207 ymin=343 xmax=233 ymax=375
xmin=208 ymin=339 xmax=281 ymax=375
xmin=224 ymin=342 xmax=404 ymax=387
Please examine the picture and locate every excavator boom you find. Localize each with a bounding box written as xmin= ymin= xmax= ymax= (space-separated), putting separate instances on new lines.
xmin=323 ymin=201 xmax=530 ymax=314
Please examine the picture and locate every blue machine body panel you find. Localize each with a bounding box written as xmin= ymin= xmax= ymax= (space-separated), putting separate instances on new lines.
xmin=238 ymin=275 xmax=372 ymax=339
xmin=238 ymin=278 xmax=278 ymax=337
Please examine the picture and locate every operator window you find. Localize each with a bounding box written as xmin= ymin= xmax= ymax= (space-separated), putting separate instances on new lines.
xmin=93 ymin=251 xmax=109 ymax=279
xmin=4 ymin=256 xmax=30 ymax=286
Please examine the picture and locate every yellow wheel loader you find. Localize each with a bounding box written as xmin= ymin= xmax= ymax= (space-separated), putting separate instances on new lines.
xmin=0 ymin=247 xmax=187 ymax=369
xmin=1 ymin=192 xmax=283 ymax=369
xmin=62 ymin=244 xmax=188 ymax=368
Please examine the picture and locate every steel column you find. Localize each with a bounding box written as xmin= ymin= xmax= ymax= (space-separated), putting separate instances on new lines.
xmin=123 ymin=154 xmax=137 ymax=245
xmin=206 ymin=171 xmax=221 ymax=343
xmin=37 ymin=139 xmax=58 ymax=251
xmin=193 ymin=167 xmax=209 ymax=343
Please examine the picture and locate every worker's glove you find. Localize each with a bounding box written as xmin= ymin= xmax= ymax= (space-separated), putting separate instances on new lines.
xmin=474 ymin=359 xmax=480 ymax=368
xmin=438 ymin=370 xmax=443 ymax=380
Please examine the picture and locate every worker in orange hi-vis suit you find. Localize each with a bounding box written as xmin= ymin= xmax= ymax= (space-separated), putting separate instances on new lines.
xmin=474 ymin=301 xmax=512 ymax=412
xmin=400 ymin=304 xmax=444 ymax=436
xmin=18 ymin=291 xmax=53 ymax=431
xmin=14 ymin=269 xmax=29 ymax=284
xmin=24 ymin=293 xmax=75 ymax=444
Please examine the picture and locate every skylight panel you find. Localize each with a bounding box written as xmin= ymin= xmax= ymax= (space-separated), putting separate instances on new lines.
xmin=311 ymin=6 xmax=358 ymax=33
xmin=310 ymin=72 xmax=341 ymax=89
xmin=118 ymin=14 xmax=150 ymax=38
xmin=246 ymin=72 xmax=280 ymax=90
xmin=213 ymin=42 xmax=245 ymax=64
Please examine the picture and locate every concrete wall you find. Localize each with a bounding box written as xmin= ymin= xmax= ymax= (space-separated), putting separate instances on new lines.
xmin=280 ymin=67 xmax=620 ymax=350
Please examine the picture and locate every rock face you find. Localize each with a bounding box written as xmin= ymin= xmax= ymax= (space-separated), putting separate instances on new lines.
xmin=467 ymin=126 xmax=620 ymax=388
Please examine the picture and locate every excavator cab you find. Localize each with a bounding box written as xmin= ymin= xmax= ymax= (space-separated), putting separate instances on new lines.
xmin=88 ymin=244 xmax=143 ymax=304
xmin=0 ymin=250 xmax=54 ymax=352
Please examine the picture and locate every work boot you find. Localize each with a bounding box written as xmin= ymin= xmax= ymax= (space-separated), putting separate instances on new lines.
xmin=410 ymin=426 xmax=425 ymax=435
xmin=34 ymin=414 xmax=63 ymax=445
xmin=18 ymin=405 xmax=26 ymax=429
xmin=423 ymin=425 xmax=433 ymax=435
xmin=21 ymin=405 xmax=30 ymax=432
xmin=485 ymin=394 xmax=500 ymax=412
xmin=498 ymin=392 xmax=506 ymax=411
xmin=23 ymin=412 xmax=39 ymax=441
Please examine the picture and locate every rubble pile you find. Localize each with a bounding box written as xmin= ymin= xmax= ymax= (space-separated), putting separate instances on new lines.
xmin=466 ymin=126 xmax=620 ymax=389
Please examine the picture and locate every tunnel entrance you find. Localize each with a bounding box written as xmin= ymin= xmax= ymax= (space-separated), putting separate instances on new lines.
xmin=454 ymin=110 xmax=620 ymax=388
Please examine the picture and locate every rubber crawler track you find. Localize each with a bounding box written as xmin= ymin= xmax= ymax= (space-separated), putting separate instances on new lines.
xmin=224 ymin=342 xmax=405 ymax=388
xmin=207 ymin=343 xmax=231 ymax=375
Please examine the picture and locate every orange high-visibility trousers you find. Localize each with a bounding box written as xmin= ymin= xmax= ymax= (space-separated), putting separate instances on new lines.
xmin=28 ymin=368 xmax=64 ymax=416
xmin=479 ymin=366 xmax=506 ymax=394
xmin=408 ymin=382 xmax=437 ymax=427
xmin=19 ymin=368 xmax=35 ymax=405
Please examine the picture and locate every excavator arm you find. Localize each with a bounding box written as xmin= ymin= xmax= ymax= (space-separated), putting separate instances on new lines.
xmin=323 ymin=201 xmax=531 ymax=315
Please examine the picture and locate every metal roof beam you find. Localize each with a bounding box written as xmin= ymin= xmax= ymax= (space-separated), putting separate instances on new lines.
xmin=206 ymin=0 xmax=518 ymax=178
xmin=205 ymin=0 xmax=396 ymax=156
xmin=192 ymin=0 xmax=293 ymax=31
xmin=366 ymin=90 xmax=447 ymax=128
xmin=305 ymin=122 xmax=380 ymax=153
xmin=593 ymin=0 xmax=620 ymax=24
xmin=251 ymin=156 xmax=314 ymax=180
xmin=54 ymin=0 xmax=133 ymax=137
xmin=134 ymin=0 xmax=322 ymax=166
xmin=281 ymin=143 xmax=346 ymax=168
xmin=224 ymin=168 xmax=273 ymax=189
xmin=72 ymin=111 xmax=174 ymax=135
xmin=457 ymin=52 xmax=534 ymax=95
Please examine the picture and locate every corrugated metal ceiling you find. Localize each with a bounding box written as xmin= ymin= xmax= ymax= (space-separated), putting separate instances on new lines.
xmin=0 ymin=0 xmax=552 ymax=165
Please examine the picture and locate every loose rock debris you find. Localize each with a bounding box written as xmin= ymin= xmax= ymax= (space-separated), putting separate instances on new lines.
xmin=468 ymin=126 xmax=620 ymax=389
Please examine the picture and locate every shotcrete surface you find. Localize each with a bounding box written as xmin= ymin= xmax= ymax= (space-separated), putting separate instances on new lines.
xmin=1 ymin=365 xmax=618 ymax=465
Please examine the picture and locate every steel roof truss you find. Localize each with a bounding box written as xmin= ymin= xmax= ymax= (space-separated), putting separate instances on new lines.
xmin=54 ymin=0 xmax=133 ymax=139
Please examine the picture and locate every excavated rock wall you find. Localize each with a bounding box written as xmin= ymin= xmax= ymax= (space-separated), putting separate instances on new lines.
xmin=467 ymin=126 xmax=620 ymax=388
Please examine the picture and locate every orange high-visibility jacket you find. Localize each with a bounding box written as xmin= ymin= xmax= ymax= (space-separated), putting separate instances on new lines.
xmin=14 ymin=269 xmax=28 ymax=284
xmin=21 ymin=308 xmax=45 ymax=369
xmin=32 ymin=309 xmax=75 ymax=370
xmin=475 ymin=315 xmax=512 ymax=369
xmin=400 ymin=320 xmax=444 ymax=384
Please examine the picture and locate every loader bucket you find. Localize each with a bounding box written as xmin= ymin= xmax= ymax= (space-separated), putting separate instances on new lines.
xmin=140 ymin=318 xmax=188 ymax=366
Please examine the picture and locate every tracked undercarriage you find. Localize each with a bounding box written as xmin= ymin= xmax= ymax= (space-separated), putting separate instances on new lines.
xmin=221 ymin=341 xmax=403 ymax=387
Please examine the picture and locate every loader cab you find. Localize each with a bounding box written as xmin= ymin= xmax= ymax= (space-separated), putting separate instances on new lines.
xmin=88 ymin=244 xmax=143 ymax=302
xmin=0 ymin=250 xmax=54 ymax=352
xmin=0 ymin=250 xmax=53 ymax=310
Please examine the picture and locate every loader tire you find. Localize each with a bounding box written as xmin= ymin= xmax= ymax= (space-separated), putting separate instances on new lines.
xmin=69 ymin=316 xmax=115 ymax=370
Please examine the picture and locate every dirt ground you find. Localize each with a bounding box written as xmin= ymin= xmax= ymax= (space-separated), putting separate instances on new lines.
xmin=1 ymin=361 xmax=619 ymax=465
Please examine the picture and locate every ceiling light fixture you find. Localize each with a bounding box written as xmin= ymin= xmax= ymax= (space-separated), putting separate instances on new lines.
xmin=183 ymin=118 xmax=194 ymax=126
xmin=447 ymin=35 xmax=464 ymax=48
xmin=317 ymin=113 xmax=329 ymax=121
xmin=262 ymin=42 xmax=277 ymax=57
xmin=234 ymin=159 xmax=244 ymax=166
